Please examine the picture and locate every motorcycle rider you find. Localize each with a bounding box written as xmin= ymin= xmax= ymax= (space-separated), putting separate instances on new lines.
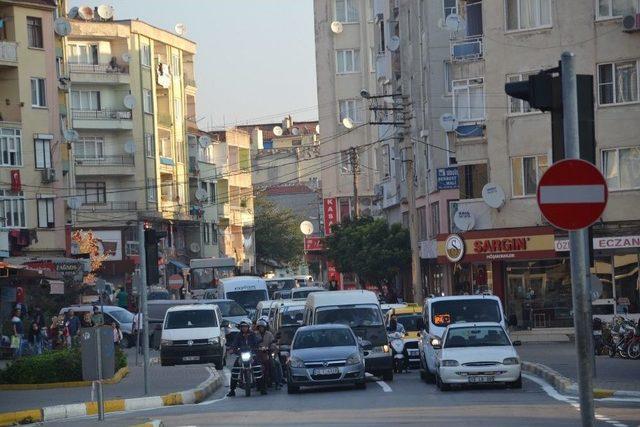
xmin=387 ymin=314 xmax=406 ymax=334
xmin=227 ymin=319 xmax=267 ymax=396
xmin=255 ymin=318 xmax=278 ymax=387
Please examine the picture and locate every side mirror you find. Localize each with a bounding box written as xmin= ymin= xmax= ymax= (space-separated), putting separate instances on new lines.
xmin=221 ymin=320 xmax=230 ymax=328
xmin=512 ymin=340 xmax=522 ymax=346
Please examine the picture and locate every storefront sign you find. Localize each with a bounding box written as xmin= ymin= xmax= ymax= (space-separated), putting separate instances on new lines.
xmin=304 ymin=237 xmax=324 ymax=252
xmin=323 ymin=198 xmax=338 ymax=236
xmin=555 ymin=235 xmax=640 ymax=252
xmin=437 ymin=167 xmax=459 ymax=190
xmin=437 ymin=227 xmax=556 ymax=263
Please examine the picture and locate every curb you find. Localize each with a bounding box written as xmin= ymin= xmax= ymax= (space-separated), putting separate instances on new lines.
xmin=0 ymin=369 xmax=222 ymax=426
xmin=0 ymin=367 xmax=129 ymax=391
xmin=522 ymin=361 xmax=640 ymax=399
xmin=131 ymin=420 xmax=164 ymax=427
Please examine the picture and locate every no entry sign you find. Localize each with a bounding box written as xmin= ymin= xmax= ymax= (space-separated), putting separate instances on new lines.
xmin=537 ymin=159 xmax=608 ymax=231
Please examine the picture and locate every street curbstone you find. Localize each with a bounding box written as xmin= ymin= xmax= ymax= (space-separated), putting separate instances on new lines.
xmin=131 ymin=420 xmax=164 ymax=427
xmin=42 ymin=403 xmax=87 ymax=422
xmin=0 ymin=409 xmax=42 ymax=426
xmin=85 ymin=399 xmax=125 ymax=415
xmin=160 ymin=392 xmax=183 ymax=406
xmin=124 ymin=396 xmax=164 ymax=411
xmin=0 ymin=367 xmax=129 ymax=391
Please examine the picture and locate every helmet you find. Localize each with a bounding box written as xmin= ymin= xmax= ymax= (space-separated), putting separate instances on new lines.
xmin=238 ymin=318 xmax=252 ymax=328
xmin=259 ymin=315 xmax=269 ymax=324
xmin=256 ymin=319 xmax=268 ymax=328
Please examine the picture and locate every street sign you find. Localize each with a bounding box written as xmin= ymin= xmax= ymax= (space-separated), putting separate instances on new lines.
xmin=537 ymin=159 xmax=608 ymax=231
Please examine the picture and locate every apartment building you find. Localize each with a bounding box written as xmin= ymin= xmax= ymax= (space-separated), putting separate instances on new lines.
xmin=0 ymin=0 xmax=66 ymax=258
xmin=396 ymin=0 xmax=640 ymax=328
xmin=63 ymin=14 xmax=199 ymax=282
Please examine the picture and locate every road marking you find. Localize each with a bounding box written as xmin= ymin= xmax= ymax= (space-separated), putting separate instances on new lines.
xmin=375 ymin=380 xmax=392 ymax=392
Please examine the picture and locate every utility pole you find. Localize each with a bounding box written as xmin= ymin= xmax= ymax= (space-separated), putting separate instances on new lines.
xmin=349 ymin=147 xmax=360 ymax=218
xmin=138 ymin=222 xmax=150 ymax=395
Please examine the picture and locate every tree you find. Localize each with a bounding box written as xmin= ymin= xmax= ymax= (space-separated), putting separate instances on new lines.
xmin=71 ymin=230 xmax=110 ymax=284
xmin=254 ymin=196 xmax=304 ymax=268
xmin=325 ymin=217 xmax=410 ymax=287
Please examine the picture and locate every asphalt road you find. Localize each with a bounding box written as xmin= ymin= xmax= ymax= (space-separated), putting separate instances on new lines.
xmin=41 ymin=367 xmax=640 ymax=427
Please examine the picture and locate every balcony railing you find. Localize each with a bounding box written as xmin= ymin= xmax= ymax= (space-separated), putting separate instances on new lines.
xmin=75 ymin=155 xmax=135 ymax=166
xmin=451 ymin=36 xmax=483 ymax=61
xmin=68 ymin=62 xmax=129 ymax=74
xmin=81 ymin=201 xmax=137 ymax=211
xmin=0 ymin=41 xmax=18 ymax=62
xmin=72 ymin=109 xmax=132 ymax=120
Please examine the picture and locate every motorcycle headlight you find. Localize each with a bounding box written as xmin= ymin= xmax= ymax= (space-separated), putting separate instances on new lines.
xmin=440 ymin=360 xmax=459 ymax=367
xmin=208 ymin=337 xmax=220 ymax=345
xmin=240 ymin=352 xmax=252 ymax=362
xmin=160 ymin=339 xmax=173 ymax=346
xmin=503 ymin=357 xmax=520 ymax=365
xmin=289 ymin=357 xmax=305 ymax=368
xmin=346 ymin=353 xmax=362 ymax=365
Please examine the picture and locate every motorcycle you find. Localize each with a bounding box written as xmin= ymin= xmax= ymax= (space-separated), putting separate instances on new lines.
xmin=388 ymin=332 xmax=407 ymax=373
xmin=234 ymin=348 xmax=264 ymax=397
xmin=592 ymin=317 xmax=606 ymax=355
xmin=607 ymin=317 xmax=638 ymax=359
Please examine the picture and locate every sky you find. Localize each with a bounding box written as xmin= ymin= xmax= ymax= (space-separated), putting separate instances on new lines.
xmin=69 ymin=0 xmax=319 ymax=129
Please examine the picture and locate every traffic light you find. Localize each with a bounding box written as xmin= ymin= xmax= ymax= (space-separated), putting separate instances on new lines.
xmin=144 ymin=228 xmax=167 ymax=286
xmin=504 ymin=72 xmax=554 ymax=112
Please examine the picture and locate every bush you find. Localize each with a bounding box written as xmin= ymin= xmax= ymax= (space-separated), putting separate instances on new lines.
xmin=0 ymin=345 xmax=127 ymax=384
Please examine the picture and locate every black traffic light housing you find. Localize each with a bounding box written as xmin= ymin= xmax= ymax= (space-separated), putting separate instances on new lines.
xmin=144 ymin=228 xmax=167 ymax=286
xmin=504 ymin=72 xmax=554 ymax=112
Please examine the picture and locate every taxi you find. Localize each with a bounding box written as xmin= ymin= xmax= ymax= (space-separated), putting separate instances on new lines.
xmin=385 ymin=304 xmax=424 ymax=368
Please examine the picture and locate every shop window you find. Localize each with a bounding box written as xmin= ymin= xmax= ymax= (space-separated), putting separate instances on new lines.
xmin=592 ymin=257 xmax=614 ymax=300
xmin=458 ymin=163 xmax=488 ymax=199
xmin=614 ymin=254 xmax=639 ymax=314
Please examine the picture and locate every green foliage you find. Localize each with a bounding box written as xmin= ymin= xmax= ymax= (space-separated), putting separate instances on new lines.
xmin=325 ymin=217 xmax=411 ymax=286
xmin=254 ymin=196 xmax=305 ymax=267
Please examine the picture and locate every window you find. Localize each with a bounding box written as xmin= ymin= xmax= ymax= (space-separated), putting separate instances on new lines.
xmin=443 ymin=0 xmax=458 ymax=18
xmin=446 ymin=133 xmax=457 ymax=165
xmin=0 ymin=190 xmax=26 ymax=228
xmin=68 ymin=44 xmax=98 ymax=64
xmin=336 ymin=49 xmax=361 ymax=74
xmin=199 ymin=144 xmax=214 ymax=163
xmin=35 ymin=138 xmax=51 ymax=169
xmin=203 ymin=223 xmax=211 ymax=245
xmin=602 ymin=147 xmax=640 ymax=190
xmin=27 ymin=17 xmax=43 ymax=48
xmin=381 ymin=144 xmax=391 ymax=178
xmin=160 ymin=138 xmax=172 ymax=158
xmin=172 ymin=53 xmax=180 ymax=76
xmin=452 ymin=78 xmax=484 ymax=122
xmin=141 ymin=43 xmax=151 ymax=67
xmin=37 ymin=197 xmax=54 ymax=228
xmin=418 ymin=206 xmax=427 ymax=240
xmin=598 ymin=61 xmax=639 ymax=105
xmin=146 ymin=178 xmax=157 ymax=202
xmin=77 ymin=182 xmax=106 ymax=204
xmin=458 ymin=163 xmax=488 ymax=199
xmin=336 ymin=0 xmax=359 ymax=22
xmin=444 ymin=61 xmax=453 ymax=95
xmin=176 ymin=140 xmax=184 ymax=163
xmin=338 ymin=99 xmax=363 ymax=123
xmin=511 ymin=154 xmax=548 ymax=196
xmin=75 ymin=137 xmax=104 ymax=159
xmin=506 ymin=0 xmax=551 ymax=31
xmin=597 ymin=0 xmax=636 ymax=19
xmin=430 ymin=202 xmax=440 ymax=239
xmin=0 ymin=128 xmax=22 ymax=166
xmin=174 ymin=98 xmax=182 ymax=122
xmin=508 ymin=72 xmax=540 ymax=113
xmin=400 ymin=148 xmax=407 ymax=181
xmin=212 ymin=223 xmax=218 ymax=244
xmin=340 ymin=151 xmax=353 ymax=174
xmin=377 ymin=20 xmax=386 ymax=53
xmin=143 ymin=89 xmax=153 ymax=114
xmin=31 ymin=78 xmax=46 ymax=107
xmin=369 ymin=47 xmax=376 ymax=72
xmin=145 ymin=133 xmax=155 ymax=157
xmin=71 ymin=90 xmax=100 ymax=110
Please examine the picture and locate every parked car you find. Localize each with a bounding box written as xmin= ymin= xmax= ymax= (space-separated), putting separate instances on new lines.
xmin=287 ymin=324 xmax=366 ymax=394
xmin=433 ymin=322 xmax=522 ymax=391
xmin=59 ymin=305 xmax=135 ymax=347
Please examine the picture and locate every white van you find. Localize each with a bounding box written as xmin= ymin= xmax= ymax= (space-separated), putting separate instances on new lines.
xmin=418 ymin=294 xmax=506 ymax=382
xmin=160 ymin=304 xmax=226 ymax=369
xmin=304 ymin=290 xmax=393 ymax=380
xmin=217 ymin=276 xmax=269 ymax=317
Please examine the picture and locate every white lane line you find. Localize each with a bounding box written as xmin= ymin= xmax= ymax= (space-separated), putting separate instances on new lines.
xmin=375 ymin=380 xmax=392 ymax=392
xmin=522 ymin=374 xmax=629 ymax=427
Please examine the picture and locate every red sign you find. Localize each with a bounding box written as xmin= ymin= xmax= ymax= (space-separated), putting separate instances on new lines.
xmin=473 ymin=237 xmax=527 ymax=253
xmin=537 ymin=159 xmax=608 ymax=231
xmin=304 ymin=237 xmax=324 ymax=252
xmin=323 ymin=198 xmax=338 ymax=235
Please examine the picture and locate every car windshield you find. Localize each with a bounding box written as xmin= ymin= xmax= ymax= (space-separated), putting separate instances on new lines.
xmin=293 ymin=328 xmax=355 ymax=349
xmin=292 ymin=289 xmax=323 ymax=299
xmin=396 ymin=314 xmax=422 ymax=332
xmin=214 ymin=301 xmax=247 ymax=317
xmin=315 ymin=305 xmax=383 ymax=327
xmin=444 ymin=326 xmax=511 ymax=348
xmin=280 ymin=306 xmax=305 ymax=326
xmin=268 ymin=279 xmax=296 ymax=291
xmin=108 ymin=309 xmax=133 ymax=324
xmin=164 ymin=310 xmax=217 ymax=329
xmin=227 ymin=290 xmax=268 ymax=310
xmin=431 ymin=300 xmax=501 ymax=327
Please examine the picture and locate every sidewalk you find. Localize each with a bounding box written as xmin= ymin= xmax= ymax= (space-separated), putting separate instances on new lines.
xmin=519 ymin=342 xmax=640 ymax=392
xmin=0 ymin=348 xmax=213 ymax=413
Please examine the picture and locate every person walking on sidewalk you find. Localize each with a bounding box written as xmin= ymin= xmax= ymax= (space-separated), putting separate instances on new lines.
xmin=64 ymin=310 xmax=81 ymax=347
xmin=133 ymin=310 xmax=144 ymax=354
xmin=11 ymin=307 xmax=25 ymax=358
xmin=112 ymin=323 xmax=123 ymax=347
xmin=27 ymin=322 xmax=43 ymax=355
xmin=117 ymin=287 xmax=128 ymax=309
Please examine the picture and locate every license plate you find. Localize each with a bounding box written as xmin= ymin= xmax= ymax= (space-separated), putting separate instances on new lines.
xmin=469 ymin=375 xmax=494 ymax=383
xmin=407 ymin=349 xmax=419 ymax=356
xmin=313 ymin=367 xmax=339 ymax=376
xmin=183 ymin=356 xmax=200 ymax=361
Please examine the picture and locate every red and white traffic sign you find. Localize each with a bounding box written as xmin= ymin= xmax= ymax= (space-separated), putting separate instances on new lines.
xmin=537 ymin=159 xmax=608 ymax=231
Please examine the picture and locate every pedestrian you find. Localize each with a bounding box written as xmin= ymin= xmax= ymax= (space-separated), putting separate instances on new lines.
xmin=133 ymin=310 xmax=144 ymax=354
xmin=48 ymin=316 xmax=61 ymax=349
xmin=112 ymin=323 xmax=122 ymax=347
xmin=81 ymin=312 xmax=94 ymax=328
xmin=28 ymin=322 xmax=43 ymax=355
xmin=117 ymin=286 xmax=128 ymax=309
xmin=10 ymin=307 xmax=25 ymax=357
xmin=65 ymin=310 xmax=81 ymax=347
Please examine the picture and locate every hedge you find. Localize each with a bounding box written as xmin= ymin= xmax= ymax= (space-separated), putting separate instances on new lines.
xmin=0 ymin=346 xmax=127 ymax=384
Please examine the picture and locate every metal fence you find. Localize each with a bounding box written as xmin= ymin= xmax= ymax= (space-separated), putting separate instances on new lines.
xmin=75 ymin=155 xmax=135 ymax=166
xmin=72 ymin=110 xmax=132 ymax=120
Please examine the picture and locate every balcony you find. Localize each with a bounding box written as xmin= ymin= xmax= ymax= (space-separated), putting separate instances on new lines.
xmin=451 ymin=37 xmax=483 ymax=62
xmin=184 ymin=76 xmax=196 ymax=90
xmin=71 ymin=109 xmax=133 ymax=130
xmin=79 ymin=201 xmax=137 ymax=211
xmin=75 ymin=155 xmax=136 ymax=176
xmin=68 ymin=62 xmax=130 ymax=84
xmin=0 ymin=41 xmax=18 ymax=66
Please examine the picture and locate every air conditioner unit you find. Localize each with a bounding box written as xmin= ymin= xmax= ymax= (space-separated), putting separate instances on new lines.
xmin=41 ymin=168 xmax=56 ymax=183
xmin=622 ymin=13 xmax=640 ymax=32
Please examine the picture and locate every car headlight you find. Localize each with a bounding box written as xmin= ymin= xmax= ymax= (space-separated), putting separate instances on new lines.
xmin=372 ymin=345 xmax=390 ymax=354
xmin=240 ymin=351 xmax=252 ymax=362
xmin=160 ymin=339 xmax=173 ymax=346
xmin=207 ymin=337 xmax=220 ymax=345
xmin=430 ymin=338 xmax=441 ymax=347
xmin=440 ymin=360 xmax=459 ymax=367
xmin=289 ymin=357 xmax=305 ymax=368
xmin=503 ymin=357 xmax=520 ymax=365
xmin=346 ymin=353 xmax=362 ymax=365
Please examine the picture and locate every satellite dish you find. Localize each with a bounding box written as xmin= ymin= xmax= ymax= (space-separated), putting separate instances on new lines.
xmin=175 ymin=23 xmax=186 ymax=36
xmin=388 ymin=35 xmax=401 ymax=52
xmin=291 ymin=127 xmax=300 ymax=136
xmin=63 ymin=129 xmax=79 ymax=142
xmin=123 ymin=95 xmax=135 ymax=110
xmin=122 ymin=52 xmax=131 ymax=63
xmin=272 ymin=126 xmax=283 ymax=137
xmin=68 ymin=7 xmax=79 ymax=19
xmin=315 ymin=124 xmax=320 ymax=134
xmin=198 ymin=135 xmax=212 ymax=148
xmin=439 ymin=113 xmax=458 ymax=132
xmin=482 ymin=183 xmax=506 ymax=209
xmin=330 ymin=21 xmax=343 ymax=34
xmin=342 ymin=117 xmax=355 ymax=129
xmin=124 ymin=141 xmax=136 ymax=154
xmin=300 ymin=221 xmax=314 ymax=236
xmin=54 ymin=18 xmax=72 ymax=36
xmin=67 ymin=196 xmax=82 ymax=210
xmin=444 ymin=14 xmax=465 ymax=32
xmin=454 ymin=209 xmax=475 ymax=231
xmin=78 ymin=6 xmax=94 ymax=20
xmin=96 ymin=5 xmax=114 ymax=20
xmin=195 ymin=188 xmax=208 ymax=202
xmin=189 ymin=242 xmax=201 ymax=253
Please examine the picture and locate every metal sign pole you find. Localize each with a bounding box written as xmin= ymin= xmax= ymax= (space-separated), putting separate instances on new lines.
xmin=95 ymin=327 xmax=104 ymax=421
xmin=138 ymin=222 xmax=150 ymax=395
xmin=561 ymin=51 xmax=595 ymax=427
